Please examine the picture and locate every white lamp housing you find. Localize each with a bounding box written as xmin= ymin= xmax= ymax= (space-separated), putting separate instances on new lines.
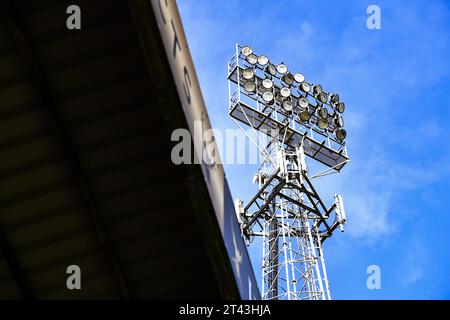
xmin=334 ymin=194 xmax=346 ymax=232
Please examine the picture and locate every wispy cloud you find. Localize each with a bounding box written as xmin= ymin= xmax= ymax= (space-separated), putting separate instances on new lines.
xmin=401 ymin=238 xmax=428 ymax=286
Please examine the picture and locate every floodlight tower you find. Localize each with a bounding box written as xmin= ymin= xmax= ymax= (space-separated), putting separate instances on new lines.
xmin=228 ymin=44 xmax=350 ymax=300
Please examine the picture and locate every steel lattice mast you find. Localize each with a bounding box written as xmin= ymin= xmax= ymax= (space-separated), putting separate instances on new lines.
xmin=228 ymin=44 xmax=350 ymax=300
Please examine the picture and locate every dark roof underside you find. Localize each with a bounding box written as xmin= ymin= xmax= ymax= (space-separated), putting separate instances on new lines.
xmin=0 ymin=0 xmax=238 ymax=299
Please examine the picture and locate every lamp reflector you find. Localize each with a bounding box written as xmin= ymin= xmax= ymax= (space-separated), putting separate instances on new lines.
xmin=334 ymin=114 xmax=344 ymax=128
xmin=336 ymin=128 xmax=347 ymax=141
xmin=265 ymin=64 xmax=277 ymax=76
xmin=257 ymin=55 xmax=269 ymax=66
xmin=294 ymin=73 xmax=305 ymax=83
xmin=262 ymin=78 xmax=273 ymax=89
xmin=298 ymin=97 xmax=309 ymax=108
xmin=282 ymin=100 xmax=293 ymax=112
xmin=299 ymin=111 xmax=312 ymax=122
xmin=241 ymin=46 xmax=253 ymax=57
xmin=242 ymin=68 xmax=254 ymax=80
xmin=318 ymin=107 xmax=328 ymax=118
xmin=246 ymin=54 xmax=258 ymax=65
xmin=280 ymin=87 xmax=291 ymax=98
xmin=337 ymin=102 xmax=345 ymax=113
xmin=282 ymin=74 xmax=294 ymax=85
xmin=318 ymin=92 xmax=328 ymax=104
xmin=317 ymin=117 xmax=329 ymax=129
xmin=330 ymin=93 xmax=340 ymax=104
xmin=262 ymin=91 xmax=274 ymax=103
xmin=276 ymin=63 xmax=288 ymax=74
xmin=244 ymin=81 xmax=256 ymax=92
xmin=313 ymin=84 xmax=323 ymax=94
xmin=300 ymin=82 xmax=310 ymax=93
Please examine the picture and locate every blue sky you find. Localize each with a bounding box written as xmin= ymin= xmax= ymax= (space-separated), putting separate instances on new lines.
xmin=177 ymin=0 xmax=450 ymax=299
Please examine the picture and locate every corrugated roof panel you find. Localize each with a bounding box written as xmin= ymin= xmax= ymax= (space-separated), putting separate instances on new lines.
xmin=0 ymin=276 xmax=22 ymax=299
xmin=59 ymin=75 xmax=152 ymax=122
xmin=0 ymin=53 xmax=28 ymax=87
xmin=0 ymin=82 xmax=40 ymax=111
xmin=0 ymin=134 xmax=59 ymax=170
xmin=0 ymin=162 xmax=69 ymax=201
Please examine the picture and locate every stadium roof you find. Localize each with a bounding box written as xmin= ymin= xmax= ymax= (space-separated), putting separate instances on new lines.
xmin=0 ymin=0 xmax=258 ymax=299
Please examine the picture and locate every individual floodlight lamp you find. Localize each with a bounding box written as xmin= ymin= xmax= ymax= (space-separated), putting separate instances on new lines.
xmin=297 ymin=97 xmax=309 ymax=109
xmin=335 ymin=128 xmax=347 ymax=141
xmin=334 ymin=114 xmax=344 ymax=128
xmin=262 ymin=91 xmax=274 ymax=104
xmin=280 ymin=87 xmax=291 ymax=98
xmin=262 ymin=78 xmax=273 ymax=89
xmin=282 ymin=74 xmax=294 ymax=86
xmin=247 ymin=53 xmax=258 ymax=65
xmin=244 ymin=81 xmax=256 ymax=92
xmin=299 ymin=110 xmax=312 ymax=122
xmin=282 ymin=99 xmax=293 ymax=112
xmin=241 ymin=46 xmax=253 ymax=57
xmin=294 ymin=73 xmax=305 ymax=83
xmin=242 ymin=68 xmax=254 ymax=80
xmin=312 ymin=84 xmax=323 ymax=95
xmin=318 ymin=92 xmax=328 ymax=104
xmin=276 ymin=63 xmax=288 ymax=74
xmin=317 ymin=117 xmax=329 ymax=129
xmin=336 ymin=102 xmax=345 ymax=113
xmin=317 ymin=106 xmax=328 ymax=118
xmin=257 ymin=55 xmax=269 ymax=66
xmin=265 ymin=64 xmax=277 ymax=76
xmin=330 ymin=93 xmax=340 ymax=105
xmin=300 ymin=82 xmax=310 ymax=93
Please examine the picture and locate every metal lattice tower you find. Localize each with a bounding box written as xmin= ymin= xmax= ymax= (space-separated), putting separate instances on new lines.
xmin=228 ymin=44 xmax=350 ymax=300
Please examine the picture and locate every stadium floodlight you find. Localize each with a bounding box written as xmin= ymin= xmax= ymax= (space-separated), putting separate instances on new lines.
xmin=317 ymin=117 xmax=328 ymax=129
xmin=262 ymin=78 xmax=273 ymax=89
xmin=280 ymin=87 xmax=291 ymax=98
xmin=294 ymin=73 xmax=305 ymax=83
xmin=247 ymin=53 xmax=258 ymax=65
xmin=313 ymin=84 xmax=323 ymax=95
xmin=318 ymin=106 xmax=328 ymax=118
xmin=334 ymin=114 xmax=344 ymax=128
xmin=335 ymin=128 xmax=347 ymax=141
xmin=299 ymin=109 xmax=312 ymax=122
xmin=265 ymin=64 xmax=277 ymax=76
xmin=282 ymin=100 xmax=293 ymax=112
xmin=318 ymin=92 xmax=328 ymax=104
xmin=262 ymin=91 xmax=274 ymax=103
xmin=300 ymin=82 xmax=310 ymax=93
xmin=258 ymin=55 xmax=269 ymax=66
xmin=336 ymin=102 xmax=345 ymax=113
xmin=282 ymin=74 xmax=294 ymax=86
xmin=243 ymin=68 xmax=255 ymax=80
xmin=298 ymin=97 xmax=309 ymax=109
xmin=241 ymin=45 xmax=253 ymax=56
xmin=227 ymin=44 xmax=350 ymax=302
xmin=330 ymin=93 xmax=340 ymax=105
xmin=244 ymin=81 xmax=256 ymax=92
xmin=276 ymin=63 xmax=288 ymax=74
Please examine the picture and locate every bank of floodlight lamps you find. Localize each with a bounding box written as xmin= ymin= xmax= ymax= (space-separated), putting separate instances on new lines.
xmin=228 ymin=44 xmax=350 ymax=300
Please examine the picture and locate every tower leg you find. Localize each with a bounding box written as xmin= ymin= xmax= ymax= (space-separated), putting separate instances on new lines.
xmin=266 ymin=209 xmax=279 ymax=300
